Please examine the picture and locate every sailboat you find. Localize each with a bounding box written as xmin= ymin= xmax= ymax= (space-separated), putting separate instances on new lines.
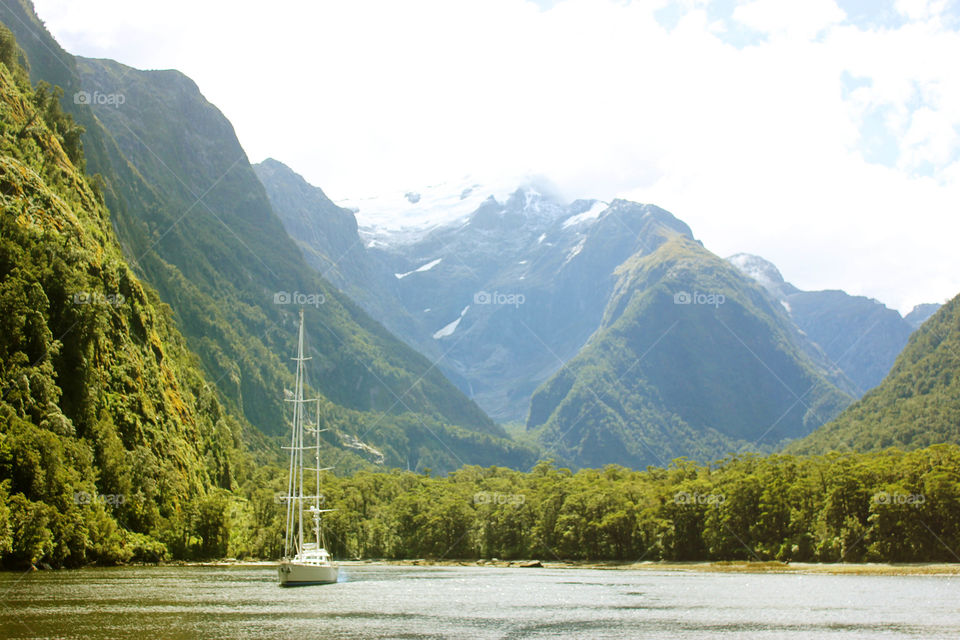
xmin=278 ymin=308 xmax=339 ymax=586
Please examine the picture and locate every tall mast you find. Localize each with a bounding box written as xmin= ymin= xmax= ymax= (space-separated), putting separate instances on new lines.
xmin=283 ymin=308 xmax=312 ymax=558
xmin=315 ymin=399 xmax=321 ymax=546
xmin=295 ymin=308 xmax=307 ymax=555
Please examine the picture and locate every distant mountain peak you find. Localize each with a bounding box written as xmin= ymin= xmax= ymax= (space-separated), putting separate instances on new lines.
xmin=905 ymin=302 xmax=942 ymax=328
xmin=727 ymin=253 xmax=786 ymax=288
xmin=334 ymin=175 xmax=560 ymax=237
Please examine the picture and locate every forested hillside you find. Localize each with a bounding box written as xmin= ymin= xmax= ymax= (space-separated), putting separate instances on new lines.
xmin=0 ymin=27 xmax=243 ymax=566
xmin=528 ymin=235 xmax=852 ymax=468
xmin=789 ymin=293 xmax=960 ymax=454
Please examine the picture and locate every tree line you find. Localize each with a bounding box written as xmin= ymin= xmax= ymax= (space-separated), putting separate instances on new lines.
xmin=221 ymin=445 xmax=960 ymax=565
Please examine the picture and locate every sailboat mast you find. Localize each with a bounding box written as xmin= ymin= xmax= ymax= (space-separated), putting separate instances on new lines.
xmin=295 ymin=308 xmax=306 ymax=555
xmin=316 ymin=400 xmax=321 ymax=546
xmin=283 ymin=393 xmax=296 ymax=558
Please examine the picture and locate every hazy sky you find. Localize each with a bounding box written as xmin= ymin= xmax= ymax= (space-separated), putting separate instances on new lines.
xmin=31 ymin=0 xmax=960 ymax=313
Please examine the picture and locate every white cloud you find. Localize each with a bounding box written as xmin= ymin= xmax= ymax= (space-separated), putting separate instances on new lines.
xmin=896 ymin=0 xmax=950 ymax=21
xmin=899 ymin=106 xmax=960 ymax=170
xmin=28 ymin=0 xmax=960 ymax=313
xmin=733 ymin=0 xmax=846 ymax=40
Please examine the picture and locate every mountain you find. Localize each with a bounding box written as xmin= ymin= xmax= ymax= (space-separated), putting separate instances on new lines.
xmin=905 ymin=303 xmax=941 ymax=328
xmin=257 ymin=165 xmax=857 ymax=467
xmin=728 ymin=253 xmax=913 ymax=394
xmin=251 ymin=159 xmax=442 ymax=366
xmin=259 ymin=168 xmax=676 ymax=422
xmin=367 ymin=191 xmax=702 ymax=422
xmin=788 ymin=293 xmax=960 ymax=454
xmin=526 ymin=235 xmax=854 ymax=468
xmin=0 ymin=1 xmax=532 ymax=473
xmin=0 ymin=26 xmax=237 ymax=566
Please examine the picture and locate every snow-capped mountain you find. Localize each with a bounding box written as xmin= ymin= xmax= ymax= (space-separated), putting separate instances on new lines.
xmin=365 ymin=186 xmax=647 ymax=422
xmin=336 ymin=175 xmax=565 ymax=245
xmin=256 ymin=163 xmax=870 ymax=468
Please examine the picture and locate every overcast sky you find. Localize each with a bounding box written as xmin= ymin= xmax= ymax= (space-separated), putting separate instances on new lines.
xmin=31 ymin=0 xmax=960 ymax=313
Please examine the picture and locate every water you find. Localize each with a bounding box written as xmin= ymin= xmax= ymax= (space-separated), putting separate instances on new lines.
xmin=1 ymin=564 xmax=957 ymax=639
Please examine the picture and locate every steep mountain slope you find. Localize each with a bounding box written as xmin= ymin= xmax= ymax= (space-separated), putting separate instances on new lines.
xmin=527 ymin=236 xmax=853 ymax=469
xmin=787 ymin=293 xmax=960 ymax=454
xmin=0 ymin=31 xmax=235 ymax=566
xmin=252 ymin=159 xmax=439 ymax=363
xmin=728 ymin=253 xmax=913 ymax=394
xmin=0 ymin=1 xmax=532 ymax=472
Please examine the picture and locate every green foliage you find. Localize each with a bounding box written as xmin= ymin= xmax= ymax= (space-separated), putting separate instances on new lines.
xmin=234 ymin=445 xmax=960 ymax=563
xmin=0 ymin=32 xmax=245 ymax=568
xmin=789 ymin=294 xmax=960 ymax=454
xmin=528 ymin=235 xmax=852 ymax=469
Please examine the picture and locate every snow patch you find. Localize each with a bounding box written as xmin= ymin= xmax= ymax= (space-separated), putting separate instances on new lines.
xmin=395 ymin=258 xmax=442 ymax=279
xmin=337 ymin=176 xmax=518 ymax=237
xmin=781 ymin=300 xmax=792 ymax=314
xmin=562 ymin=200 xmax=608 ymax=229
xmin=525 ymin=189 xmax=542 ymax=211
xmin=433 ymin=305 xmax=470 ymax=339
xmin=564 ymin=236 xmax=587 ymax=264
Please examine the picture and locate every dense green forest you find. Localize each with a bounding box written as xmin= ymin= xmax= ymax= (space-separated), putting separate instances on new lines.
xmin=0 ymin=24 xmax=259 ymax=568
xmin=234 ymin=447 xmax=960 ymax=564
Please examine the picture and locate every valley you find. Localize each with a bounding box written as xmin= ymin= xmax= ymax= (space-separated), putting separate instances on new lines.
xmin=1 ymin=0 xmax=958 ymax=580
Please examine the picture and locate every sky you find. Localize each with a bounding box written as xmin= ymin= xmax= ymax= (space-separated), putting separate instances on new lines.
xmin=30 ymin=0 xmax=960 ymax=314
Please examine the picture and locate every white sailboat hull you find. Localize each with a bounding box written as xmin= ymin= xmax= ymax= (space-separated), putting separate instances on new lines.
xmin=278 ymin=560 xmax=339 ymax=586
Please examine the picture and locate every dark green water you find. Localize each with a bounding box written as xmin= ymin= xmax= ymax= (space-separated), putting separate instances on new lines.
xmin=1 ymin=564 xmax=957 ymax=638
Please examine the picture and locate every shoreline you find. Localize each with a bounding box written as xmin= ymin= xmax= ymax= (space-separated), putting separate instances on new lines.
xmin=51 ymin=558 xmax=958 ymax=576
xmin=359 ymin=559 xmax=960 ymax=575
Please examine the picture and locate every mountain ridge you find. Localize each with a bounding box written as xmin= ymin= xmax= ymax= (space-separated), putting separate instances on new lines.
xmin=728 ymin=252 xmax=915 ymax=394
